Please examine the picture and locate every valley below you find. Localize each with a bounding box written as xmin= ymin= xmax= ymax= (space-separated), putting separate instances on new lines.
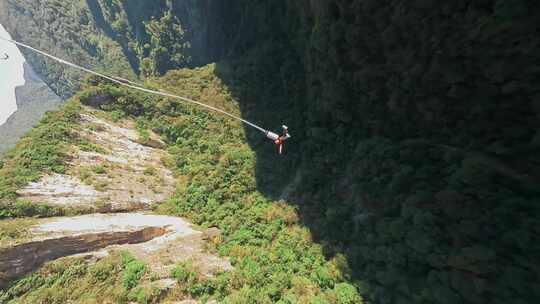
xmin=0 ymin=23 xmax=61 ymax=155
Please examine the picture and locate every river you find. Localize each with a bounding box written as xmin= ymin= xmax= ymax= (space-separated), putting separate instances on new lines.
xmin=0 ymin=23 xmax=25 ymax=126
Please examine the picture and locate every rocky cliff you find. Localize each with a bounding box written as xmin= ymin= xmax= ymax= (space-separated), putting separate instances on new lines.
xmin=0 ymin=225 xmax=167 ymax=289
xmin=0 ymin=101 xmax=232 ymax=303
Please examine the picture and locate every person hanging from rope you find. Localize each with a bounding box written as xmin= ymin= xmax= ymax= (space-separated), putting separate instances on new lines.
xmin=0 ymin=53 xmax=8 ymax=60
xmin=266 ymin=125 xmax=291 ymax=154
xmin=1 ymin=36 xmax=292 ymax=153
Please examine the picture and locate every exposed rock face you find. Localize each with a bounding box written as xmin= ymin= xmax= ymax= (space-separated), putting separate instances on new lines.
xmin=17 ymin=109 xmax=175 ymax=212
xmin=125 ymin=228 xmax=233 ymax=280
xmin=0 ymin=213 xmax=231 ymax=289
xmin=29 ymin=213 xmax=193 ymax=239
xmin=0 ymin=226 xmax=166 ymax=289
xmin=5 ymin=108 xmax=232 ymax=291
xmin=17 ymin=173 xmax=100 ymax=206
xmin=76 ymin=112 xmax=169 ymax=169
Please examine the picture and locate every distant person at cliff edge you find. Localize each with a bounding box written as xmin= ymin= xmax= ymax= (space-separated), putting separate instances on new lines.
xmin=265 ymin=125 xmax=291 ymax=155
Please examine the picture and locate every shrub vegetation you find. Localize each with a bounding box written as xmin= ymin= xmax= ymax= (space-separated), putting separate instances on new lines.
xmin=0 ymin=101 xmax=81 ymax=219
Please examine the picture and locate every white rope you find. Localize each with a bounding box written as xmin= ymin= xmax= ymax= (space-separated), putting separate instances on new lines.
xmin=0 ymin=36 xmax=269 ymax=134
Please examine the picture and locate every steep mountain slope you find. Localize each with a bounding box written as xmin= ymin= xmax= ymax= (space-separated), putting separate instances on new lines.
xmin=207 ymin=2 xmax=540 ymax=303
xmin=143 ymin=2 xmax=539 ymax=302
xmin=0 ymin=98 xmax=232 ymax=303
xmin=0 ymin=0 xmax=539 ymax=303
xmin=0 ymin=69 xmax=362 ymax=303
xmin=0 ymin=0 xmax=137 ymax=97
xmin=0 ymin=0 xmax=234 ymax=96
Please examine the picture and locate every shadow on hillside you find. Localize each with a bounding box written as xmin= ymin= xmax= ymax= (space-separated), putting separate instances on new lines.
xmin=213 ymin=60 xmax=305 ymax=197
xmin=203 ymin=1 xmax=540 ymax=302
xmin=85 ymin=0 xmax=140 ymax=74
xmin=211 ymin=18 xmax=540 ymax=301
xmin=212 ymin=53 xmax=369 ymax=290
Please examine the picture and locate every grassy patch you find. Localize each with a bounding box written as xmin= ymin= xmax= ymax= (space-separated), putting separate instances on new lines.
xmin=135 ymin=118 xmax=154 ymax=146
xmin=77 ymin=138 xmax=108 ymax=154
xmin=78 ymin=167 xmax=94 ymax=185
xmin=171 ymin=261 xmax=198 ymax=285
xmin=143 ymin=166 xmax=157 ymax=176
xmin=94 ymin=181 xmax=109 ymax=192
xmin=121 ymin=252 xmax=147 ymax=290
xmin=0 ymin=200 xmax=65 ymax=221
xmin=93 ymin=165 xmax=107 ymax=175
xmin=110 ymin=110 xmax=127 ymax=122
xmin=0 ymin=101 xmax=81 ymax=219
xmin=169 ymin=260 xmax=228 ymax=302
xmin=0 ymin=218 xmax=38 ymax=248
xmin=0 ymin=252 xmax=160 ymax=303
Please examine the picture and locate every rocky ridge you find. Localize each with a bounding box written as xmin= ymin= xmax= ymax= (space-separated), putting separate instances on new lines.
xmin=0 ymin=107 xmax=231 ymax=298
xmin=17 ymin=108 xmax=174 ymax=212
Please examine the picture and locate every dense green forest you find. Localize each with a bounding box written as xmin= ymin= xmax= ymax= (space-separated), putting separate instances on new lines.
xmin=1 ymin=0 xmax=539 ymax=303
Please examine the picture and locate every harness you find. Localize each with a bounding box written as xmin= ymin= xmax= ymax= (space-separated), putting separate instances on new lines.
xmin=266 ymin=126 xmax=291 ymax=154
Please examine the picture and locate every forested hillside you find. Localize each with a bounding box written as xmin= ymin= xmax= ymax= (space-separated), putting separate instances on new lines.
xmin=0 ymin=0 xmax=136 ymax=97
xmin=0 ymin=0 xmax=539 ymax=303
xmin=0 ymin=0 xmax=242 ymax=96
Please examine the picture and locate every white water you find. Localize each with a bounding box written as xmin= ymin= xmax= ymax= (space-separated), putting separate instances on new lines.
xmin=0 ymin=24 xmax=25 ymax=126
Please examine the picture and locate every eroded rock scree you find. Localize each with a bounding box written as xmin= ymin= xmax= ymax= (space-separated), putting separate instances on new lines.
xmin=17 ymin=110 xmax=175 ymax=212
xmin=3 ymin=110 xmax=232 ymax=292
